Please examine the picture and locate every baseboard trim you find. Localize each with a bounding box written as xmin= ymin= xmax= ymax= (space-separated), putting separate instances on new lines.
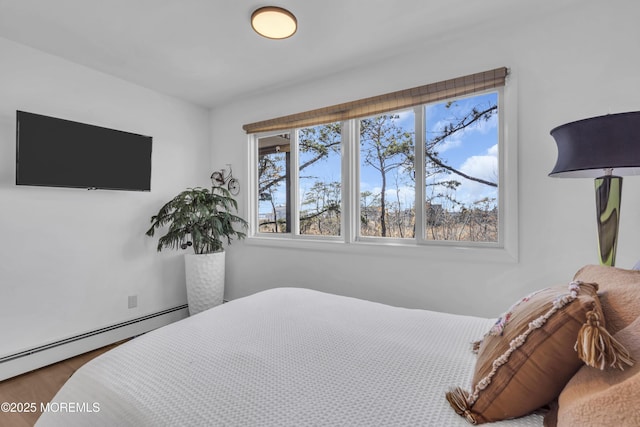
xmin=0 ymin=305 xmax=188 ymax=381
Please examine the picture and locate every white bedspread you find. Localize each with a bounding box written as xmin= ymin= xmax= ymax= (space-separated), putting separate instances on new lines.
xmin=36 ymin=288 xmax=544 ymax=426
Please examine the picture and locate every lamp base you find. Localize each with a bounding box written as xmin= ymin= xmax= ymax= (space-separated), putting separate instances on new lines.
xmin=594 ymin=175 xmax=622 ymax=266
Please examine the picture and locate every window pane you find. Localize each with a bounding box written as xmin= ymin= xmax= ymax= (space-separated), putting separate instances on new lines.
xmin=359 ymin=110 xmax=415 ymax=238
xmin=298 ymin=123 xmax=342 ymax=236
xmin=257 ymin=134 xmax=291 ymax=233
xmin=424 ymin=92 xmax=499 ymax=242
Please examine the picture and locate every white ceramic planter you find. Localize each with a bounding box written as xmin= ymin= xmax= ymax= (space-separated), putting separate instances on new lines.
xmin=184 ymin=252 xmax=225 ymax=315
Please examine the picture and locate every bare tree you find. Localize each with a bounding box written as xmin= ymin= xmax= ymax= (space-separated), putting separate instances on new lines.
xmin=360 ymin=114 xmax=413 ymax=237
xmin=258 ymin=154 xmax=285 ymax=233
xmin=257 ymin=95 xmax=499 ymax=240
xmin=426 ymin=103 xmax=498 ymax=187
xmin=300 ymin=181 xmax=341 ymax=235
xmin=424 ymin=97 xmax=499 ymax=241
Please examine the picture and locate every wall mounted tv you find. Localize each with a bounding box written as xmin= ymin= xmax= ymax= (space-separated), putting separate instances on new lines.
xmin=16 ymin=111 xmax=152 ymax=191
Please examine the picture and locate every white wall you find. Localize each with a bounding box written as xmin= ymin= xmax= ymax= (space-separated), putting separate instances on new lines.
xmin=2 ymin=1 xmax=637 ymax=369
xmin=212 ymin=1 xmax=640 ymax=317
xmin=0 ymin=37 xmax=211 ymax=360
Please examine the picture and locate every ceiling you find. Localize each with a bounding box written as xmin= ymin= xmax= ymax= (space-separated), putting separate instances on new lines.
xmin=0 ymin=0 xmax=578 ymax=108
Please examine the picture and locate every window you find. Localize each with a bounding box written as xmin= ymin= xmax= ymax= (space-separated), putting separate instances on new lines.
xmin=299 ymin=124 xmax=342 ymax=236
xmin=359 ymin=110 xmax=415 ymax=238
xmin=424 ymin=92 xmax=499 ymax=243
xmin=246 ymin=68 xmax=514 ymax=253
xmin=256 ymin=124 xmax=342 ymax=236
xmin=257 ymin=133 xmax=291 ymax=233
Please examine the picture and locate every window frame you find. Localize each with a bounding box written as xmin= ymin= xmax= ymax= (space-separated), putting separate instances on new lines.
xmin=415 ymin=89 xmax=506 ymax=249
xmin=247 ymin=84 xmax=517 ymax=263
xmin=251 ymin=128 xmax=345 ymax=242
xmin=354 ymin=105 xmax=418 ymax=245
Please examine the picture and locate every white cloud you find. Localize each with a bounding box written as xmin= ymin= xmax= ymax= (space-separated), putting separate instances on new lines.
xmin=359 ymin=183 xmax=416 ymax=211
xmin=427 ymin=145 xmax=498 ymax=209
xmin=454 ymin=145 xmax=498 ymax=207
xmin=471 ymin=113 xmax=498 ymax=135
xmin=429 ymin=114 xmax=497 ymax=153
xmin=428 ymin=119 xmax=461 ymax=153
xmin=384 ymin=185 xmax=416 ymax=209
xmin=460 ymin=144 xmax=498 ymax=182
xmin=439 ymin=137 xmax=462 ymax=153
xmin=395 ymin=110 xmax=414 ymax=121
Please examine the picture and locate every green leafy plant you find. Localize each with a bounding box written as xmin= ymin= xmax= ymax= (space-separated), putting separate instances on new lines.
xmin=146 ymin=186 xmax=248 ymax=254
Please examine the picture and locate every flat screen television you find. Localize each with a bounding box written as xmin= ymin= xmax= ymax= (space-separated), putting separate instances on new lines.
xmin=16 ymin=110 xmax=152 ymax=191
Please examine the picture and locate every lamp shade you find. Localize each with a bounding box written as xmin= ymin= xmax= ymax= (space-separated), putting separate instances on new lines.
xmin=549 ymin=111 xmax=640 ymax=178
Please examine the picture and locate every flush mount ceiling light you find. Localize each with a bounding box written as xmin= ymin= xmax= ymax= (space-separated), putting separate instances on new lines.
xmin=251 ymin=6 xmax=297 ymax=39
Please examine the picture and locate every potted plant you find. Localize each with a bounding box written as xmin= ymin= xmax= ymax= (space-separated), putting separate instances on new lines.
xmin=145 ymin=185 xmax=248 ymax=315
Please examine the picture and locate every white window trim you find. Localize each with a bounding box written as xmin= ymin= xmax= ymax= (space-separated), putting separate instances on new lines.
xmin=247 ymin=82 xmax=518 ymax=263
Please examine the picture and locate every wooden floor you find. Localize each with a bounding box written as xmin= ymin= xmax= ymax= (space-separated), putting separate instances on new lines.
xmin=0 ymin=341 xmax=124 ymax=427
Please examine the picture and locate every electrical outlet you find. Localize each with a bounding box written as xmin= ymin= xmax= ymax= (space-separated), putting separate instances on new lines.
xmin=128 ymin=295 xmax=138 ymax=309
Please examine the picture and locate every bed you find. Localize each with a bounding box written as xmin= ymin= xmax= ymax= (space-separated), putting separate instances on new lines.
xmin=37 ymin=264 xmax=640 ymax=427
xmin=36 ymin=287 xmax=545 ymax=426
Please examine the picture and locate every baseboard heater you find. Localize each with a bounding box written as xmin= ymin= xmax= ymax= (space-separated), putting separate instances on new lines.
xmin=0 ymin=304 xmax=188 ymax=381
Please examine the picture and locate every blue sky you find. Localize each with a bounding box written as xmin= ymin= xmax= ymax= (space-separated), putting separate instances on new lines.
xmin=425 ymin=92 xmax=499 ymax=209
xmin=260 ymin=91 xmax=498 ymax=215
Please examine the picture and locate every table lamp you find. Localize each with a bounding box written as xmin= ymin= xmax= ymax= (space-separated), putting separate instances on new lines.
xmin=549 ymin=111 xmax=640 ymax=266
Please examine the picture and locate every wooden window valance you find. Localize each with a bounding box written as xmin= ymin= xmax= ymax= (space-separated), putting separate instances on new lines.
xmin=242 ymin=67 xmax=508 ymax=134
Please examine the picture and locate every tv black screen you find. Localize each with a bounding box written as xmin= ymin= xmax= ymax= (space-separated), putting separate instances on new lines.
xmin=16 ymin=111 xmax=152 ymax=191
